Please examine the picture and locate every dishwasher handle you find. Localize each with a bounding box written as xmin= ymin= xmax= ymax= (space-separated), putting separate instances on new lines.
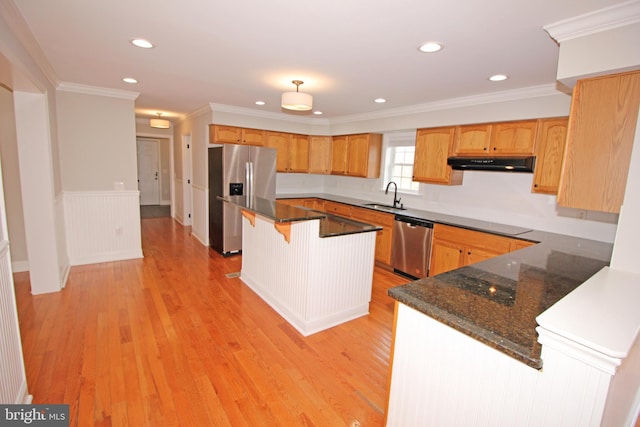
xmin=394 ymin=215 xmax=433 ymax=229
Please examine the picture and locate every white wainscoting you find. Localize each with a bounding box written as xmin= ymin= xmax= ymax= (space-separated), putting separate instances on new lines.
xmin=63 ymin=191 xmax=143 ymax=266
xmin=240 ymin=215 xmax=376 ymax=336
xmin=0 ymin=241 xmax=31 ymax=404
xmin=191 ymin=184 xmax=208 ymax=246
xmin=55 ymin=193 xmax=70 ymax=287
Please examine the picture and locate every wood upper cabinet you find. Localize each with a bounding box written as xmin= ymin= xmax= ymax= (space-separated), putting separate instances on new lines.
xmin=453 ymin=124 xmax=492 ymax=155
xmin=429 ymin=224 xmax=534 ymax=276
xmin=330 ymin=133 xmax=382 ymax=178
xmin=308 ymin=136 xmax=332 ymax=174
xmin=330 ymin=136 xmax=349 ymax=175
xmin=531 ymin=118 xmax=568 ymax=194
xmin=453 ymin=120 xmax=537 ymax=156
xmin=413 ymin=127 xmax=463 ymax=185
xmin=557 ymin=71 xmax=640 ymax=213
xmin=210 ymin=124 xmax=264 ymax=146
xmin=490 ymin=120 xmax=537 ymax=155
xmin=288 ymin=133 xmax=310 ymax=173
xmin=265 ymin=131 xmax=309 ymax=173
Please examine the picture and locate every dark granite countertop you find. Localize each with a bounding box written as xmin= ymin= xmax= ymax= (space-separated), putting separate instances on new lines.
xmin=220 ymin=196 xmax=381 ymax=238
xmin=277 ymin=192 xmax=614 ymax=368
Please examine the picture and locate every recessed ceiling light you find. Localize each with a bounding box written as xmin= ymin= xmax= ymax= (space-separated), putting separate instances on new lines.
xmin=122 ymin=77 xmax=137 ymax=84
xmin=418 ymin=42 xmax=443 ymax=53
xmin=489 ymin=74 xmax=508 ymax=82
xmin=255 ymin=101 xmax=266 ymax=106
xmin=130 ymin=38 xmax=154 ymax=49
xmin=313 ymin=111 xmax=323 ymax=115
xmin=374 ymin=98 xmax=386 ymax=103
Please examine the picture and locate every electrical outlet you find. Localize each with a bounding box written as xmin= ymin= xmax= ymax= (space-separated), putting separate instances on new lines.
xmin=577 ymin=210 xmax=586 ymax=219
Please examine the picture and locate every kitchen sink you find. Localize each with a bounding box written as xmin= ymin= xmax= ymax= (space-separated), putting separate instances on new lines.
xmin=363 ymin=203 xmax=406 ymax=211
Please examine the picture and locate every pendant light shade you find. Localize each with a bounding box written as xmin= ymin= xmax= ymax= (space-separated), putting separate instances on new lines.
xmin=281 ymin=80 xmax=313 ymax=111
xmin=150 ymin=113 xmax=170 ymax=129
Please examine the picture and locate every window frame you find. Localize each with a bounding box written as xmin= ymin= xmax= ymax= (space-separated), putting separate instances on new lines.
xmin=382 ymin=132 xmax=421 ymax=195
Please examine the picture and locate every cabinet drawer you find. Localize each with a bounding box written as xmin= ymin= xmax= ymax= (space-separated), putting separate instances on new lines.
xmin=351 ymin=207 xmax=394 ymax=227
xmin=433 ymin=224 xmax=512 ymax=254
xmin=323 ymin=201 xmax=352 ymax=217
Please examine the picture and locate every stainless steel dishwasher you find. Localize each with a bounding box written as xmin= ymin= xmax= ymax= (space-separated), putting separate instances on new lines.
xmin=392 ymin=215 xmax=434 ymax=279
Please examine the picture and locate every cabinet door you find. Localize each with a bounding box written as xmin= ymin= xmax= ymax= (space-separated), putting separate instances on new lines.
xmin=308 ymin=136 xmax=332 ymax=174
xmin=464 ymin=245 xmax=502 ymax=267
xmin=532 ymin=118 xmax=568 ymax=194
xmin=558 ymin=71 xmax=640 ymax=213
xmin=265 ymin=131 xmax=290 ymax=172
xmin=211 ymin=125 xmax=241 ymax=144
xmin=331 ymin=136 xmax=349 ymax=175
xmin=241 ymin=128 xmax=265 ymax=146
xmin=347 ymin=134 xmax=370 ymax=177
xmin=288 ymin=134 xmax=309 ymax=173
xmin=489 ymin=120 xmax=537 ymax=155
xmin=454 ymin=124 xmax=492 ymax=155
xmin=430 ymin=238 xmax=465 ymax=276
xmin=413 ymin=127 xmax=462 ymax=185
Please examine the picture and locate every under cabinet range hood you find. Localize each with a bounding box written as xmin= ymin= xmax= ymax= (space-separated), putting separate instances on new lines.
xmin=447 ymin=156 xmax=536 ymax=172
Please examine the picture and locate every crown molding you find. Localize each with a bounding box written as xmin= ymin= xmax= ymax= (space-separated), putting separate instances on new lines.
xmin=0 ymin=0 xmax=59 ymax=90
xmin=331 ymin=84 xmax=562 ymax=125
xmin=57 ymin=82 xmax=139 ymax=100
xmin=208 ymin=102 xmax=331 ymax=126
xmin=544 ymin=0 xmax=640 ymax=43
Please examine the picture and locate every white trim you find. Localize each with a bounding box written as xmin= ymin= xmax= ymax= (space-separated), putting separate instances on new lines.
xmin=544 ymin=0 xmax=640 ymax=43
xmin=57 ymin=81 xmax=139 ymax=100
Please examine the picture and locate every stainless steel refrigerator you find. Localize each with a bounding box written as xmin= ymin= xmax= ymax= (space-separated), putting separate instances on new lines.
xmin=208 ymin=145 xmax=277 ymax=255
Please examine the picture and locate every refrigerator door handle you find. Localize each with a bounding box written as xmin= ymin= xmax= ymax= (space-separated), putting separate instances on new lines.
xmin=247 ymin=161 xmax=254 ymax=200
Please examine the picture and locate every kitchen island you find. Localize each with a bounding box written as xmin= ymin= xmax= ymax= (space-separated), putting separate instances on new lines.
xmin=385 ymin=232 xmax=640 ymax=427
xmin=220 ymin=196 xmax=381 ymax=336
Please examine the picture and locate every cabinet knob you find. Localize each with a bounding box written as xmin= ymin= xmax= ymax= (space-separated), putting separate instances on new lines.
xmin=493 ymin=147 xmax=496 ymax=150
xmin=468 ymin=251 xmax=471 ymax=255
xmin=459 ymin=249 xmax=463 ymax=253
xmin=534 ymin=184 xmax=538 ymax=188
xmin=483 ymin=147 xmax=487 ymax=151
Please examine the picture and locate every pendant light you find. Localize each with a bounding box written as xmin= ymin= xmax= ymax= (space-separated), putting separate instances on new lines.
xmin=281 ymin=80 xmax=313 ymax=111
xmin=150 ymin=113 xmax=170 ymax=129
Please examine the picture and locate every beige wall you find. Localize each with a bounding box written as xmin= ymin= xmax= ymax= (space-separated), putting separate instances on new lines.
xmin=0 ymin=84 xmax=28 ymax=265
xmin=57 ymin=90 xmax=138 ymax=191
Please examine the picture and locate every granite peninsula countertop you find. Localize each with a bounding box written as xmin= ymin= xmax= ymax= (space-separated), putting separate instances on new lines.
xmin=220 ymin=195 xmax=381 ymax=238
xmin=277 ymin=193 xmax=614 ymax=368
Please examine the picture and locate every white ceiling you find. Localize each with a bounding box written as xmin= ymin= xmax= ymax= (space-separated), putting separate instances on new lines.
xmin=12 ymin=0 xmax=628 ymax=121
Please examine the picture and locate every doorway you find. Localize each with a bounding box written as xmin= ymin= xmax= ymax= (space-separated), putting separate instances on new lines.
xmin=136 ymin=138 xmax=160 ymax=205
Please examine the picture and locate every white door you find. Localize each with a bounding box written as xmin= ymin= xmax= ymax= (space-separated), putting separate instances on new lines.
xmin=137 ymin=139 xmax=160 ymax=205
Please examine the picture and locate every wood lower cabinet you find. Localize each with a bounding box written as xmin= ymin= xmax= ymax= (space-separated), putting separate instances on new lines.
xmin=557 ymin=71 xmax=640 ymax=213
xmin=322 ymin=200 xmax=352 ymax=217
xmin=277 ymin=198 xmax=323 ymax=210
xmin=430 ymin=224 xmax=535 ymax=276
xmin=308 ymin=136 xmax=332 ymax=174
xmin=265 ymin=131 xmax=309 ymax=173
xmin=330 ymin=134 xmax=382 ymax=178
xmin=532 ymin=118 xmax=568 ymax=194
xmin=209 ymin=124 xmax=265 ymax=146
xmin=350 ymin=206 xmax=394 ymax=266
xmin=413 ymin=127 xmax=462 ymax=185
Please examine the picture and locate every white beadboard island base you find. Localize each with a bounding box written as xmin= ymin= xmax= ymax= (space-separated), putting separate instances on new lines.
xmin=386 ymin=266 xmax=640 ymax=427
xmin=240 ymin=214 xmax=377 ymax=336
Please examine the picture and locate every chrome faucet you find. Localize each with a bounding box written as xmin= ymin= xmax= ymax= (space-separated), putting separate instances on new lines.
xmin=385 ymin=181 xmax=402 ymax=209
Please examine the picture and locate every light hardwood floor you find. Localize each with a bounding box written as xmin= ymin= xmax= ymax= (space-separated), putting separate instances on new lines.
xmin=14 ymin=217 xmax=409 ymax=426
